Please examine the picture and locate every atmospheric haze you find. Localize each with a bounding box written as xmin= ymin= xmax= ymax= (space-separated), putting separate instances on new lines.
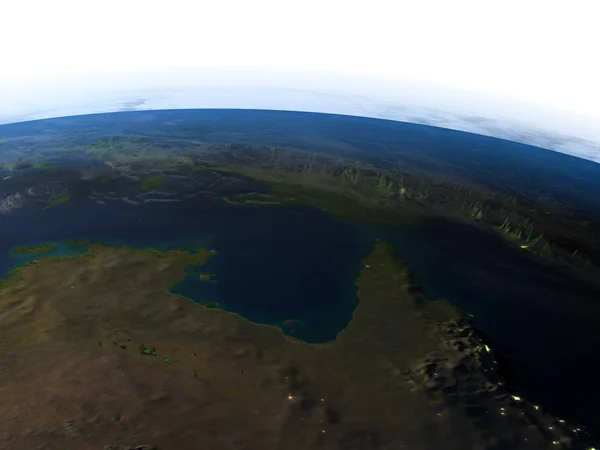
xmin=1 ymin=0 xmax=599 ymax=161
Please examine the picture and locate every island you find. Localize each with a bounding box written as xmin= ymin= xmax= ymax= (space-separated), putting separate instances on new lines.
xmin=44 ymin=194 xmax=71 ymax=209
xmin=11 ymin=243 xmax=56 ymax=255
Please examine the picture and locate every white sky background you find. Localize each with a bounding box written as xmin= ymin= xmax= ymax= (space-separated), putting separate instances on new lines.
xmin=1 ymin=0 xmax=599 ymax=139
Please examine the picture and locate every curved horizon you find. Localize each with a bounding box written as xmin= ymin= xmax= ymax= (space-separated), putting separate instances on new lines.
xmin=2 ymin=106 xmax=599 ymax=163
xmin=1 ymin=69 xmax=600 ymax=164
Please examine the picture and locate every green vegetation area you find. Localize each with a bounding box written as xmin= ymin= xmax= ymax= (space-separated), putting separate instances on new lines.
xmin=198 ymin=300 xmax=220 ymax=308
xmin=0 ymin=241 xmax=216 ymax=294
xmin=93 ymin=138 xmax=121 ymax=148
xmin=499 ymin=217 xmax=549 ymax=255
xmin=12 ymin=243 xmax=56 ymax=255
xmin=0 ymin=163 xmax=53 ymax=170
xmin=32 ymin=163 xmax=54 ymax=169
xmin=44 ymin=195 xmax=71 ymax=209
xmin=64 ymin=137 xmax=179 ymax=165
xmin=81 ymin=138 xmax=123 ymax=152
xmin=141 ymin=175 xmax=165 ymax=190
xmin=68 ymin=239 xmax=90 ymax=248
xmin=217 ymin=164 xmax=595 ymax=275
xmin=198 ymin=272 xmax=216 ymax=282
xmin=1 ymin=260 xmax=38 ymax=284
xmin=138 ymin=344 xmax=157 ymax=356
xmin=495 ymin=215 xmax=591 ymax=270
xmin=219 ymin=167 xmax=418 ymax=225
xmin=462 ymin=200 xmax=484 ymax=220
xmin=148 ymin=247 xmax=216 ymax=266
xmin=99 ymin=340 xmax=176 ymax=364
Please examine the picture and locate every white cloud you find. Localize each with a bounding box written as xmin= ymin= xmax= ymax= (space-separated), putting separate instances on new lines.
xmin=1 ymin=0 xmax=599 ymax=120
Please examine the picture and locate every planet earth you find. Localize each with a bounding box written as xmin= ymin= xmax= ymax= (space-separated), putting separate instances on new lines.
xmin=1 ymin=109 xmax=599 ymax=449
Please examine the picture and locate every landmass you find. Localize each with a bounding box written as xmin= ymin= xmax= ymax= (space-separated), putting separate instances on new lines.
xmin=0 ymin=242 xmax=580 ymax=449
xmin=0 ymin=163 xmax=53 ymax=171
xmin=140 ymin=175 xmax=165 ymax=191
xmin=45 ymin=194 xmax=71 ymax=209
xmin=198 ymin=272 xmax=216 ymax=282
xmin=11 ymin=243 xmax=56 ymax=255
